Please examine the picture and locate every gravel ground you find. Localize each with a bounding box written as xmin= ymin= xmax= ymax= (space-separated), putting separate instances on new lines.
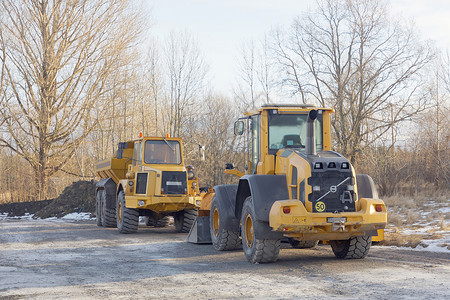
xmin=1 ymin=219 xmax=449 ymax=299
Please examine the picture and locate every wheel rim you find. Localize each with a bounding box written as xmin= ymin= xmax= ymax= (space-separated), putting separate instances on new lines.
xmin=244 ymin=213 xmax=254 ymax=248
xmin=117 ymin=201 xmax=122 ymax=223
xmin=101 ymin=198 xmax=105 ymax=220
xmin=212 ymin=207 xmax=220 ymax=237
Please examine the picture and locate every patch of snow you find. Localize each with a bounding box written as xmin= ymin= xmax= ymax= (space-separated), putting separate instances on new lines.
xmin=437 ymin=207 xmax=450 ymax=214
xmin=415 ymin=239 xmax=450 ymax=253
xmin=0 ymin=213 xmax=34 ymax=220
xmin=60 ymin=212 xmax=94 ymax=220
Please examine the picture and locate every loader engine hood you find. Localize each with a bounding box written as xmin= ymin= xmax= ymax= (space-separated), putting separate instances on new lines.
xmin=299 ymin=150 xmax=356 ymax=213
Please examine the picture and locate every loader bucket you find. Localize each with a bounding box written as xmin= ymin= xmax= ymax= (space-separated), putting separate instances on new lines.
xmin=187 ymin=216 xmax=212 ymax=244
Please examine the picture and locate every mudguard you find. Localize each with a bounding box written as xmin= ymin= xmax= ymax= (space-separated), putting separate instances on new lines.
xmin=96 ymin=178 xmax=117 ymax=210
xmin=213 ymin=184 xmax=239 ymax=232
xmin=236 ymin=175 xmax=288 ymax=240
xmin=236 ymin=175 xmax=289 ymax=222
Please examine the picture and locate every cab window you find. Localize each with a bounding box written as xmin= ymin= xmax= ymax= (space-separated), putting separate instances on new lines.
xmin=144 ymin=140 xmax=181 ymax=164
xmin=268 ymin=113 xmax=323 ymax=154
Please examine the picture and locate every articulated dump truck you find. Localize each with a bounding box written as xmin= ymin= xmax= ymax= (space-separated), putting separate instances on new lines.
xmin=95 ymin=136 xmax=204 ymax=233
xmin=187 ymin=104 xmax=387 ymax=263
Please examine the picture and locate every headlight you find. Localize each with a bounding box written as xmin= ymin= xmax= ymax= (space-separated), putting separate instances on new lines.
xmin=314 ymin=162 xmax=323 ymax=169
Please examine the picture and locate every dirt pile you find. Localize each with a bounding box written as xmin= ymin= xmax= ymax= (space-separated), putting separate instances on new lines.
xmin=0 ymin=180 xmax=97 ymax=219
xmin=33 ymin=180 xmax=97 ymax=219
xmin=0 ymin=200 xmax=53 ymax=217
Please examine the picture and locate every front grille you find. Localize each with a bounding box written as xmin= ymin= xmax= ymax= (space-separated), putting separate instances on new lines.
xmin=136 ymin=173 xmax=148 ymax=194
xmin=161 ymin=171 xmax=187 ymax=195
xmin=308 ymin=170 xmax=355 ymax=213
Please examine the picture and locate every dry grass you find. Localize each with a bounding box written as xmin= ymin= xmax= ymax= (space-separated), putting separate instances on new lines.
xmin=380 ymin=191 xmax=449 ymax=250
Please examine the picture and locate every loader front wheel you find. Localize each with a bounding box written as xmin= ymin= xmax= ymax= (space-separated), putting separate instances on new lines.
xmin=330 ymin=236 xmax=372 ymax=259
xmin=288 ymin=238 xmax=318 ymax=249
xmin=101 ymin=190 xmax=116 ymax=228
xmin=241 ymin=196 xmax=280 ymax=263
xmin=174 ymin=209 xmax=197 ymax=233
xmin=116 ymin=190 xmax=139 ymax=234
xmin=95 ymin=191 xmax=102 ymax=226
xmin=210 ymin=196 xmax=241 ymax=251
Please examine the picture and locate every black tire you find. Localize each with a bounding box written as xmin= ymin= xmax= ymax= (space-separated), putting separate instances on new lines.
xmin=288 ymin=238 xmax=318 ymax=249
xmin=144 ymin=215 xmax=170 ymax=227
xmin=356 ymin=174 xmax=379 ymax=199
xmin=210 ymin=196 xmax=241 ymax=251
xmin=174 ymin=209 xmax=197 ymax=233
xmin=241 ymin=196 xmax=280 ymax=263
xmin=330 ymin=236 xmax=372 ymax=259
xmin=95 ymin=191 xmax=102 ymax=227
xmin=101 ymin=190 xmax=116 ymax=228
xmin=116 ymin=190 xmax=139 ymax=234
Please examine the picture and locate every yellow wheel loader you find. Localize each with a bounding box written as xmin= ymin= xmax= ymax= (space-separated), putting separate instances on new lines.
xmin=95 ymin=136 xmax=202 ymax=233
xmin=187 ymin=104 xmax=387 ymax=263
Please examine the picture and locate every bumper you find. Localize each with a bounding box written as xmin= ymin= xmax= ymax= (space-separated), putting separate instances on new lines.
xmin=126 ymin=195 xmax=200 ymax=212
xmin=269 ymin=198 xmax=387 ymax=241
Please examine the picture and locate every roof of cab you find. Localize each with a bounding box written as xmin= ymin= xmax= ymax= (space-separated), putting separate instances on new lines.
xmin=244 ymin=103 xmax=334 ymax=116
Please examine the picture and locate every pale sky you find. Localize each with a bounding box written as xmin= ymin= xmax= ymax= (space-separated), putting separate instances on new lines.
xmin=148 ymin=0 xmax=450 ymax=95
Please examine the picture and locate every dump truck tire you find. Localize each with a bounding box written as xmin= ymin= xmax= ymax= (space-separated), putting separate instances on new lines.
xmin=330 ymin=236 xmax=372 ymax=259
xmin=95 ymin=191 xmax=102 ymax=227
xmin=117 ymin=190 xmax=139 ymax=234
xmin=241 ymin=197 xmax=280 ymax=263
xmin=174 ymin=209 xmax=197 ymax=233
xmin=288 ymin=238 xmax=318 ymax=249
xmin=210 ymin=196 xmax=241 ymax=251
xmin=144 ymin=216 xmax=170 ymax=227
xmin=101 ymin=190 xmax=116 ymax=228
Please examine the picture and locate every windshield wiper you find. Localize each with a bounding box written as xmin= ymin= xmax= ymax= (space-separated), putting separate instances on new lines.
xmin=163 ymin=137 xmax=175 ymax=152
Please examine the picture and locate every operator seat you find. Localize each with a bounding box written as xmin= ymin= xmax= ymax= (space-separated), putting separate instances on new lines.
xmin=281 ymin=134 xmax=302 ymax=148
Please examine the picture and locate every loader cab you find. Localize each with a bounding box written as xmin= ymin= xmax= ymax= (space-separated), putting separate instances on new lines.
xmin=236 ymin=104 xmax=333 ymax=175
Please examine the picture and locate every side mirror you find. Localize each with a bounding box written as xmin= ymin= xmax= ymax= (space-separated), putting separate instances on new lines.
xmin=234 ymin=120 xmax=244 ymax=136
xmin=198 ymin=145 xmax=205 ymax=161
xmin=116 ymin=142 xmax=127 ymax=159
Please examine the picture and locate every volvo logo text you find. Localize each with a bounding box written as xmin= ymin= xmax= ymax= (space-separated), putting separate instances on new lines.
xmin=330 ymin=186 xmax=337 ymax=193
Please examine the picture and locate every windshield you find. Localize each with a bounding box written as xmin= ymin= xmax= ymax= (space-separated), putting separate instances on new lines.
xmin=268 ymin=113 xmax=323 ymax=153
xmin=144 ymin=140 xmax=181 ymax=164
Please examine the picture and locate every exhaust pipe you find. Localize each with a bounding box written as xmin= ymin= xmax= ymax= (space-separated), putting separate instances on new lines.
xmin=306 ymin=110 xmax=318 ymax=155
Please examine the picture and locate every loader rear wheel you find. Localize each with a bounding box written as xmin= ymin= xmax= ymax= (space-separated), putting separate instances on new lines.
xmin=330 ymin=236 xmax=372 ymax=259
xmin=174 ymin=209 xmax=197 ymax=233
xmin=210 ymin=196 xmax=241 ymax=251
xmin=144 ymin=215 xmax=170 ymax=227
xmin=101 ymin=190 xmax=116 ymax=228
xmin=288 ymin=238 xmax=318 ymax=249
xmin=95 ymin=191 xmax=102 ymax=227
xmin=241 ymin=196 xmax=280 ymax=263
xmin=116 ymin=190 xmax=139 ymax=234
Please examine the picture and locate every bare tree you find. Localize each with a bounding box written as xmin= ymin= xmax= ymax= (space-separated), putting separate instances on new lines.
xmin=0 ymin=0 xmax=146 ymax=200
xmin=234 ymin=40 xmax=258 ymax=110
xmin=272 ymin=0 xmax=434 ymax=162
xmin=256 ymin=36 xmax=276 ymax=105
xmin=162 ymin=31 xmax=207 ymax=137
